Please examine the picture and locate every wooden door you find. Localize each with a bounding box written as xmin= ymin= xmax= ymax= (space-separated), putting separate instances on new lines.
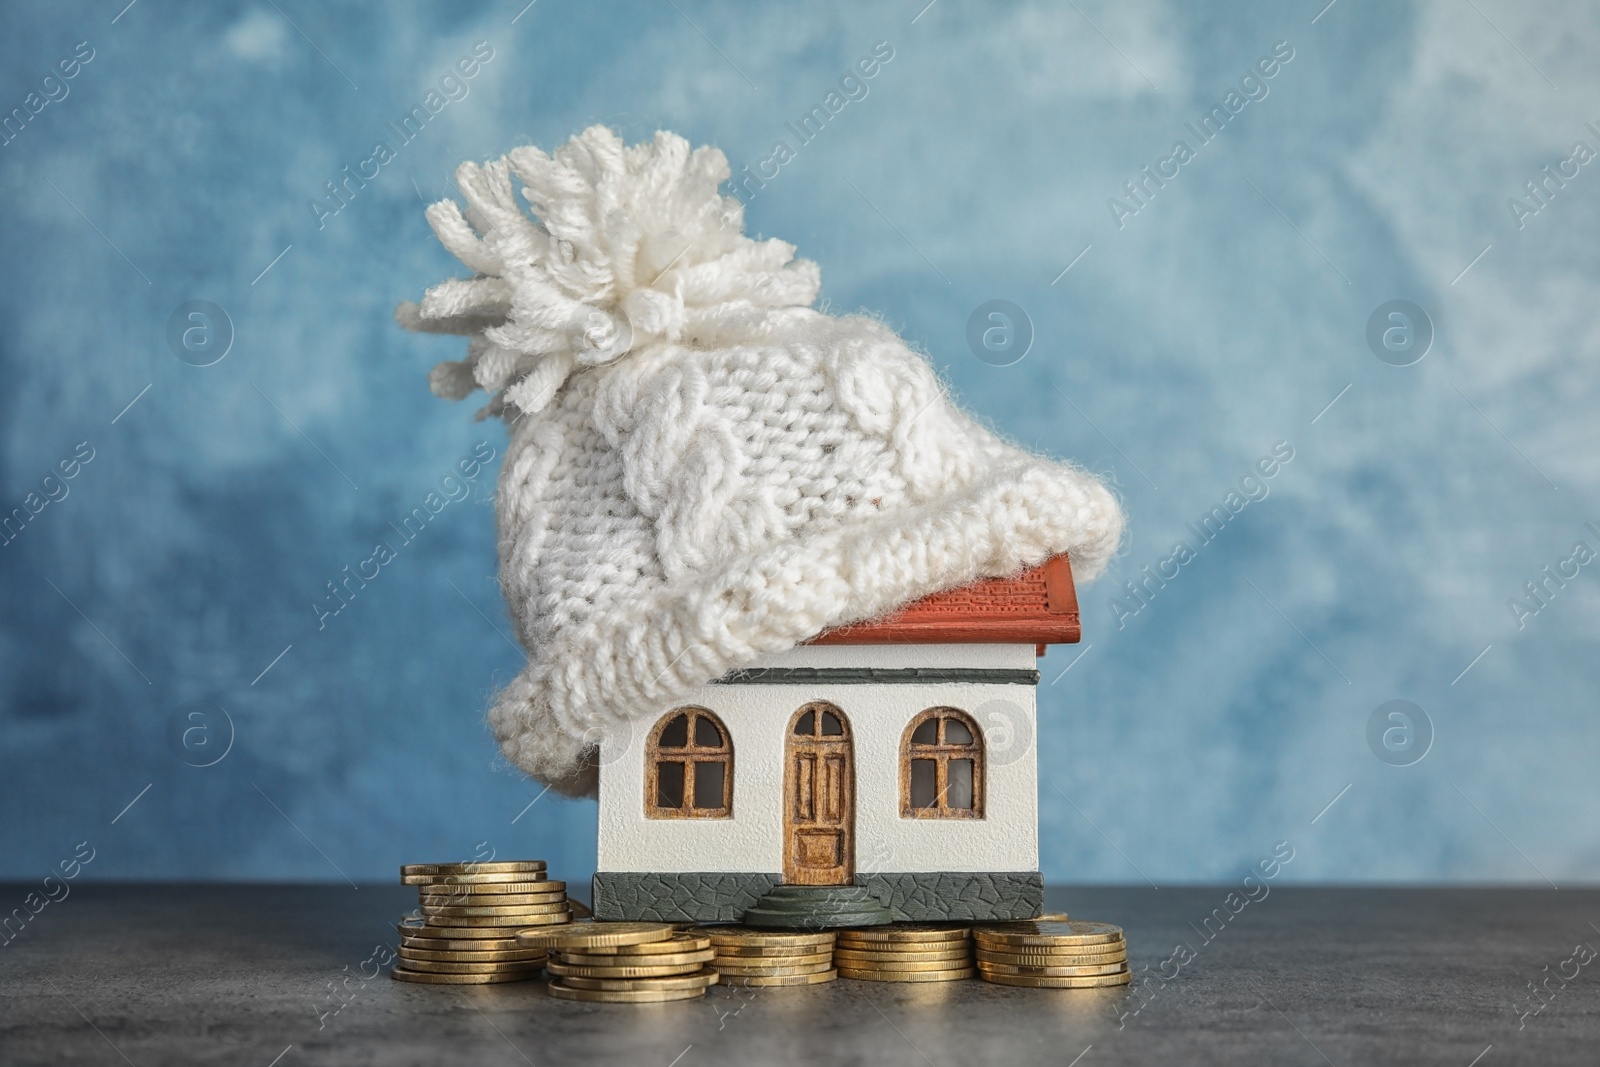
xmin=783 ymin=702 xmax=854 ymax=885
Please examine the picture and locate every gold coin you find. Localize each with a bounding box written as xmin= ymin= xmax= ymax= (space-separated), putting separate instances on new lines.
xmin=835 ymin=924 xmax=971 ymax=945
xmin=980 ymin=970 xmax=1132 ymax=988
xmin=701 ymin=927 xmax=836 ymax=949
xmin=710 ymin=940 xmax=838 ymax=959
xmin=398 ymin=920 xmax=545 ymax=939
xmin=398 ymin=947 xmax=547 ymax=963
xmin=971 ymin=920 xmax=1124 ymax=948
xmin=837 ymin=966 xmax=975 ymax=983
xmin=716 ymin=953 xmax=838 ymax=966
xmin=556 ymin=967 xmax=721 ymax=992
xmin=401 ymin=860 xmax=547 ymax=877
xmin=714 ymin=948 xmax=833 ymax=966
xmin=977 ymin=960 xmax=1128 ymax=977
xmin=400 ymin=935 xmax=525 ymax=952
xmin=1035 ymin=912 xmax=1071 ymax=921
xmin=557 ymin=948 xmax=716 ymax=969
xmin=576 ymin=934 xmax=713 ymax=956
xmin=975 ymin=947 xmax=1128 ymax=968
xmin=399 ymin=963 xmax=542 ymax=976
xmin=391 ymin=967 xmax=536 ymax=984
xmin=418 ymin=882 xmax=562 ymax=897
xmin=710 ymin=943 xmax=834 ymax=959
xmin=421 ymin=912 xmax=571 ymax=928
xmin=711 ymin=959 xmax=834 ymax=977
xmin=548 ymin=981 xmax=707 ymax=1003
xmin=421 ymin=900 xmax=571 ymax=917
xmin=398 ymin=958 xmax=544 ymax=975
xmin=720 ymin=969 xmax=837 ymax=987
xmin=402 ymin=872 xmax=549 ymax=886
xmin=831 ymin=956 xmax=977 ymax=972
xmin=833 ymin=946 xmax=972 ymax=964
xmin=421 ymin=907 xmax=569 ymax=922
xmin=517 ymin=921 xmax=677 ymax=949
xmin=546 ymin=958 xmax=707 ymax=980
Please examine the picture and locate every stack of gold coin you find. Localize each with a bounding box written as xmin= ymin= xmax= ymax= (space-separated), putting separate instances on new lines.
xmin=390 ymin=860 xmax=567 ymax=984
xmin=519 ymin=922 xmax=719 ymax=1003
xmin=701 ymin=927 xmax=837 ymax=987
xmin=833 ymin=924 xmax=974 ymax=982
xmin=972 ymin=919 xmax=1130 ymax=988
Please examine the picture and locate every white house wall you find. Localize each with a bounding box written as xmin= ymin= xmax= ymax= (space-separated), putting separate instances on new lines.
xmin=598 ymin=645 xmax=1041 ymax=876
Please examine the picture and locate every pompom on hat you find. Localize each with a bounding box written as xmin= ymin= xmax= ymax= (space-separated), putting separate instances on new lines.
xmin=400 ymin=126 xmax=1124 ymax=796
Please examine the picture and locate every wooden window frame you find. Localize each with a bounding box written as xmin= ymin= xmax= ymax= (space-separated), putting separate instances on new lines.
xmin=645 ymin=707 xmax=733 ymax=819
xmin=899 ymin=707 xmax=985 ymax=819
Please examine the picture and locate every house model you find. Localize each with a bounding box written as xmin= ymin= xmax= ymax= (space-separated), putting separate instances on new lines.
xmin=592 ymin=555 xmax=1081 ymax=924
xmin=399 ymin=127 xmax=1123 ymax=929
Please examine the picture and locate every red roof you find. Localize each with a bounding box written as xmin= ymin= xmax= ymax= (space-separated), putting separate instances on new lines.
xmin=809 ymin=554 xmax=1080 ymax=648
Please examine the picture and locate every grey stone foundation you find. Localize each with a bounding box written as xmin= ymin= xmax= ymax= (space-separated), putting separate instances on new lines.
xmin=593 ymin=871 xmax=1042 ymax=922
xmin=854 ymin=871 xmax=1043 ymax=921
xmin=593 ymin=872 xmax=780 ymax=922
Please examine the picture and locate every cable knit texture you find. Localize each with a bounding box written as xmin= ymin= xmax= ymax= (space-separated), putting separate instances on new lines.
xmin=398 ymin=126 xmax=1125 ymax=796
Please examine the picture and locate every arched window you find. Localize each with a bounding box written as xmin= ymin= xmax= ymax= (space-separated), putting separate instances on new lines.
xmin=900 ymin=708 xmax=984 ymax=819
xmin=646 ymin=707 xmax=732 ymax=818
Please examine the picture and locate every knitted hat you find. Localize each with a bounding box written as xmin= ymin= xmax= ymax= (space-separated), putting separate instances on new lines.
xmin=399 ymin=126 xmax=1124 ymax=796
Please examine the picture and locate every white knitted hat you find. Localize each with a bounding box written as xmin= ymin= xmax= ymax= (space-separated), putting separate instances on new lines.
xmin=399 ymin=126 xmax=1124 ymax=796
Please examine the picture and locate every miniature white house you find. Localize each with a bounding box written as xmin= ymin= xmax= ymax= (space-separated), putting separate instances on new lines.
xmin=593 ymin=555 xmax=1080 ymax=924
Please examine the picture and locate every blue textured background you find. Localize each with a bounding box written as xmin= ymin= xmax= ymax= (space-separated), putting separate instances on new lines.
xmin=3 ymin=0 xmax=1596 ymax=887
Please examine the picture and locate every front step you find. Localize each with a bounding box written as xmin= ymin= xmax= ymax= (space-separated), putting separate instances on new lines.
xmin=742 ymin=884 xmax=895 ymax=929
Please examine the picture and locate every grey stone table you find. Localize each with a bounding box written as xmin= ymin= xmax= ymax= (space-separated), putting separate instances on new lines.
xmin=2 ymin=885 xmax=1597 ymax=1065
